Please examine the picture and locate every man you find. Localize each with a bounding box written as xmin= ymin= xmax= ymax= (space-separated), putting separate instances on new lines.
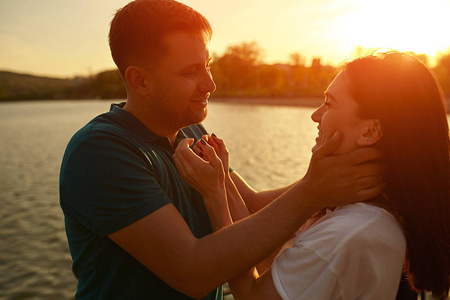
xmin=59 ymin=0 xmax=384 ymax=299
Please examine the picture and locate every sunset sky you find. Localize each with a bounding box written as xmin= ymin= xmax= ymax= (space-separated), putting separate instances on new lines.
xmin=1 ymin=0 xmax=449 ymax=78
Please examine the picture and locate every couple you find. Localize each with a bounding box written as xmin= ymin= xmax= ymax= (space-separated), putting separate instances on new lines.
xmin=59 ymin=0 xmax=449 ymax=299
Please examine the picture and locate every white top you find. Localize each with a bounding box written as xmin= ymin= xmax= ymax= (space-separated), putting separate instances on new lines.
xmin=271 ymin=203 xmax=406 ymax=300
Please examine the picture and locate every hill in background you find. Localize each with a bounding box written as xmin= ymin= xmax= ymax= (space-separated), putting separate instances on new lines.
xmin=0 ymin=70 xmax=126 ymax=101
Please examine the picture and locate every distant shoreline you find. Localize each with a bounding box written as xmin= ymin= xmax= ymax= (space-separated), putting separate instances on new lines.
xmin=210 ymin=96 xmax=324 ymax=108
xmin=211 ymin=96 xmax=450 ymax=112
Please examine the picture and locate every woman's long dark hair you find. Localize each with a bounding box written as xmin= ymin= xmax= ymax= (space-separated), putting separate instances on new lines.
xmin=343 ymin=51 xmax=450 ymax=298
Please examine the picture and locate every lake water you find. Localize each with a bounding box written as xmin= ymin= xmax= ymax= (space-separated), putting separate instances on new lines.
xmin=0 ymin=99 xmax=318 ymax=300
xmin=0 ymin=99 xmax=448 ymax=299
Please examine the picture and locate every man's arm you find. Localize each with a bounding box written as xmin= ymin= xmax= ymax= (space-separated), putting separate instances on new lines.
xmin=108 ymin=178 xmax=324 ymax=299
xmin=157 ymin=132 xmax=384 ymax=298
xmin=228 ymin=268 xmax=282 ymax=300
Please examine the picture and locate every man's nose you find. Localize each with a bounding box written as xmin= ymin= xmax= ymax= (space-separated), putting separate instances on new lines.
xmin=198 ymin=70 xmax=216 ymax=93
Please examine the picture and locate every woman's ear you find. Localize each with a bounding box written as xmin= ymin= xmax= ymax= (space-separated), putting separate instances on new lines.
xmin=357 ymin=119 xmax=382 ymax=146
xmin=124 ymin=66 xmax=153 ymax=97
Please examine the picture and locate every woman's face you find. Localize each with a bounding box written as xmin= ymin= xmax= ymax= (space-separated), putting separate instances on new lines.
xmin=311 ymin=71 xmax=373 ymax=154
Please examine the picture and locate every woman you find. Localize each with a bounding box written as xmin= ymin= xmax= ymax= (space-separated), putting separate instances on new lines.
xmin=174 ymin=51 xmax=450 ymax=299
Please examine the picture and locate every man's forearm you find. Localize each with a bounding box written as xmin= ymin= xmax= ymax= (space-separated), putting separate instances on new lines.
xmin=193 ymin=179 xmax=319 ymax=290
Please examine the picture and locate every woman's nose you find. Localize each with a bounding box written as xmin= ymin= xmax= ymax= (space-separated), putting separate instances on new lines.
xmin=311 ymin=105 xmax=324 ymax=123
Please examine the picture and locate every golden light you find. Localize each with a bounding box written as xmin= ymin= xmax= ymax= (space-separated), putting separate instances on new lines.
xmin=333 ymin=0 xmax=450 ymax=64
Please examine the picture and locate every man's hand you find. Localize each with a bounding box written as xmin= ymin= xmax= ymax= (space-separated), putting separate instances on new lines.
xmin=302 ymin=131 xmax=385 ymax=209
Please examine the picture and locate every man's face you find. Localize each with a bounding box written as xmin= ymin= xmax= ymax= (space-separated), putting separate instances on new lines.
xmin=146 ymin=31 xmax=216 ymax=132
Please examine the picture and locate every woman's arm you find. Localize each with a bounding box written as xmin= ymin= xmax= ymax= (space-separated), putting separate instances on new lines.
xmin=230 ymin=171 xmax=296 ymax=213
xmin=194 ymin=134 xmax=295 ymax=214
xmin=173 ymin=138 xmax=233 ymax=231
xmin=187 ymin=136 xmax=288 ymax=275
xmin=200 ymin=135 xmax=291 ymax=268
xmin=192 ymin=135 xmax=251 ymax=225
xmin=225 ymin=174 xmax=251 ymax=221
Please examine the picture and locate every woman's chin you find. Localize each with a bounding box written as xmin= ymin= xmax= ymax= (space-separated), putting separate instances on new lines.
xmin=311 ymin=136 xmax=322 ymax=153
xmin=311 ymin=143 xmax=320 ymax=153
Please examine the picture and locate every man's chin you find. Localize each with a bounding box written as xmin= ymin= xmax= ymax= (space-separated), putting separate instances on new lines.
xmin=198 ymin=109 xmax=207 ymax=123
xmin=188 ymin=110 xmax=208 ymax=126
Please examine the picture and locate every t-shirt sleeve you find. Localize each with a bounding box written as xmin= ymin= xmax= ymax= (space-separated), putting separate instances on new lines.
xmin=60 ymin=131 xmax=171 ymax=238
xmin=271 ymin=241 xmax=341 ymax=300
xmin=271 ymin=209 xmax=405 ymax=300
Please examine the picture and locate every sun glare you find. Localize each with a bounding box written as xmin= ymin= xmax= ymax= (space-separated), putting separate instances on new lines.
xmin=334 ymin=0 xmax=450 ymax=64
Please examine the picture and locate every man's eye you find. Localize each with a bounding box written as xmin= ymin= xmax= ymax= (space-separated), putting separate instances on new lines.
xmin=184 ymin=68 xmax=197 ymax=75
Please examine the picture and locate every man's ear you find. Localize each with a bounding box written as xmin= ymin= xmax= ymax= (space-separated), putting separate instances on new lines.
xmin=357 ymin=119 xmax=382 ymax=146
xmin=124 ymin=66 xmax=152 ymax=96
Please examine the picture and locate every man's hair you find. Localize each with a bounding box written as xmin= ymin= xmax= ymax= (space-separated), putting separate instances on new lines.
xmin=109 ymin=0 xmax=212 ymax=76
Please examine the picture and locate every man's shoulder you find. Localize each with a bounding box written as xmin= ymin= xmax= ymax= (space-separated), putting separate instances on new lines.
xmin=66 ymin=113 xmax=138 ymax=151
xmin=75 ymin=113 xmax=123 ymax=138
xmin=61 ymin=113 xmax=145 ymax=174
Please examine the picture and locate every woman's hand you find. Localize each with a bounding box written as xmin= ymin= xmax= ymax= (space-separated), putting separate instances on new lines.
xmin=174 ymin=138 xmax=226 ymax=198
xmin=193 ymin=134 xmax=230 ymax=176
xmin=174 ymin=138 xmax=232 ymax=230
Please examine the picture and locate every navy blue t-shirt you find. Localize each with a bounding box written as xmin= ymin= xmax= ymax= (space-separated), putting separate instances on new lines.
xmin=60 ymin=103 xmax=222 ymax=299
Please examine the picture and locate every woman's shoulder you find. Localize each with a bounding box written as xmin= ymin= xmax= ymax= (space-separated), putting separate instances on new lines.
xmin=296 ymin=203 xmax=405 ymax=252
xmin=275 ymin=203 xmax=406 ymax=300
xmin=320 ymin=203 xmax=400 ymax=231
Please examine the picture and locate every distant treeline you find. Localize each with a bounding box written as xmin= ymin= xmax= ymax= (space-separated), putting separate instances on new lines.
xmin=1 ymin=42 xmax=450 ymax=101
